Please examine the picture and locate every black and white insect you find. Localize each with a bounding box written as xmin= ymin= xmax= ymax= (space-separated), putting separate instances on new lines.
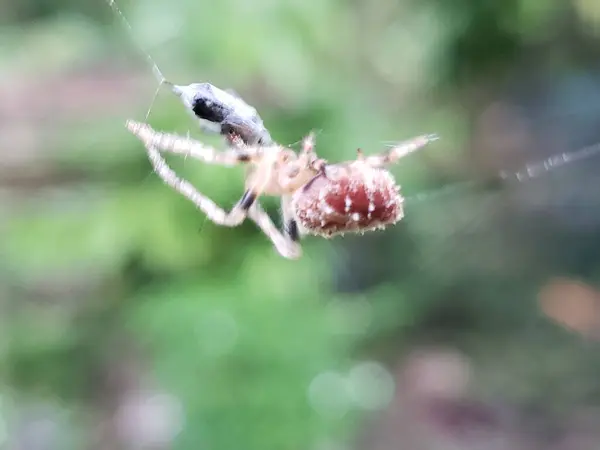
xmin=170 ymin=82 xmax=273 ymax=146
xmin=106 ymin=0 xmax=272 ymax=147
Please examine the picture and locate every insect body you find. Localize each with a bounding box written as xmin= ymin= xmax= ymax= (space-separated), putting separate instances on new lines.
xmin=171 ymin=82 xmax=273 ymax=146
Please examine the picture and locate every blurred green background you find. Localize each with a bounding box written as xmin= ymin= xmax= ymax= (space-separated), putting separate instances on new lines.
xmin=3 ymin=0 xmax=600 ymax=448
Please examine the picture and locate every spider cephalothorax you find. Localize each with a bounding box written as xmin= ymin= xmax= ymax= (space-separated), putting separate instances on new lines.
xmin=125 ymin=83 xmax=437 ymax=259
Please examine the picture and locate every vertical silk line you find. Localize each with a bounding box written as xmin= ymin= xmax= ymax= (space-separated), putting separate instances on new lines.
xmin=105 ymin=0 xmax=172 ymax=120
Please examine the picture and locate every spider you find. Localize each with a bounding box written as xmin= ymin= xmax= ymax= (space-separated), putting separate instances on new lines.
xmin=125 ymin=85 xmax=438 ymax=259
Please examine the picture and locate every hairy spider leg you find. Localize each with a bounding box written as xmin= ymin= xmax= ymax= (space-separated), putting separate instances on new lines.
xmin=281 ymin=196 xmax=301 ymax=243
xmin=249 ymin=202 xmax=302 ymax=259
xmin=127 ymin=120 xmax=262 ymax=166
xmin=127 ymin=120 xmax=277 ymax=223
xmin=362 ymin=134 xmax=439 ymax=168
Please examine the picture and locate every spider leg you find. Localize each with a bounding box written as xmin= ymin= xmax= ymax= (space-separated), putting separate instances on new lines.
xmin=363 ymin=133 xmax=439 ymax=168
xmin=281 ymin=195 xmax=301 ymax=243
xmin=139 ymin=138 xmax=261 ymax=226
xmin=300 ymin=132 xmax=316 ymax=155
xmin=248 ymin=201 xmax=302 ymax=260
xmin=296 ymin=131 xmax=327 ymax=173
xmin=126 ymin=120 xmax=261 ymax=166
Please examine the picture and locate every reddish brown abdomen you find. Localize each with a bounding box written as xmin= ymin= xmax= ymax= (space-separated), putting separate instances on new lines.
xmin=292 ymin=162 xmax=404 ymax=237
